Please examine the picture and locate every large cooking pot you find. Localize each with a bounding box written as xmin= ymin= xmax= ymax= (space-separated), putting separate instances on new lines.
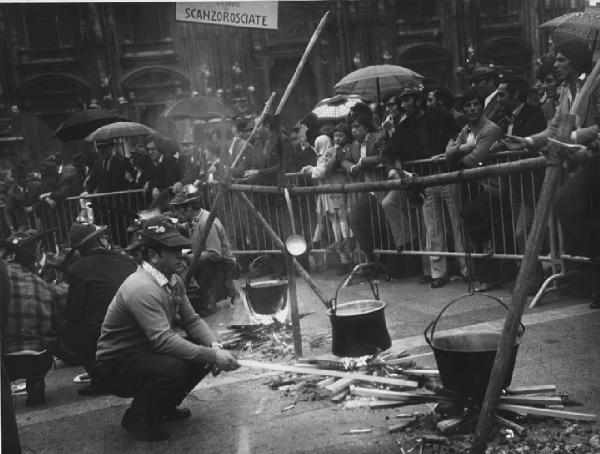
xmin=327 ymin=269 xmax=391 ymax=357
xmin=243 ymin=256 xmax=288 ymax=315
xmin=424 ymin=293 xmax=525 ymax=401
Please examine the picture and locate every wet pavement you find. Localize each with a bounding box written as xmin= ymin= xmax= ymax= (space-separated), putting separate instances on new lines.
xmin=12 ymin=269 xmax=600 ymax=453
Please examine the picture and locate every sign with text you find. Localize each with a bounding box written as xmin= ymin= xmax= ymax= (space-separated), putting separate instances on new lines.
xmin=176 ymin=2 xmax=278 ymax=30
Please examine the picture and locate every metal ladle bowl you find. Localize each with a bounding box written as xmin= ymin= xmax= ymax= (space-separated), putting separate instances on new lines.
xmin=285 ymin=234 xmax=307 ymax=256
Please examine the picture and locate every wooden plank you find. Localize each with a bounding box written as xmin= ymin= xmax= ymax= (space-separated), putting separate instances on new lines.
xmin=369 ymin=401 xmax=409 ymax=409
xmin=238 ymin=359 xmax=418 ymax=388
xmin=330 ymin=389 xmax=347 ymax=402
xmin=350 ymin=386 xmax=453 ymax=403
xmin=499 ymin=395 xmax=565 ymax=406
xmin=399 ymin=369 xmax=440 ymax=378
xmin=325 ymin=378 xmax=356 ymax=395
xmin=497 ymin=404 xmax=597 ymax=421
xmin=316 ymin=377 xmax=337 ymax=389
xmin=388 ymin=417 xmax=417 ymax=433
xmin=505 ymin=385 xmax=557 ymax=395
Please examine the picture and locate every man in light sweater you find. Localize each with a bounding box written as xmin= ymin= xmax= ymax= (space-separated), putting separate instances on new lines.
xmin=95 ymin=216 xmax=239 ymax=442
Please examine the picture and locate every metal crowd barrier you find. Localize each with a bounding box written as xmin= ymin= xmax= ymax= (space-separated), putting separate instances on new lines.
xmin=0 ymin=150 xmax=589 ymax=307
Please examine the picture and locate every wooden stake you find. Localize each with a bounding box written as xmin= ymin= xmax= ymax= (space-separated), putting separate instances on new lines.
xmin=236 ymin=192 xmax=329 ymax=306
xmin=325 ymin=377 xmax=356 ymax=395
xmin=499 ymin=395 xmax=565 ymax=406
xmin=505 ymin=385 xmax=557 ymax=395
xmin=237 ymin=359 xmax=418 ymax=388
xmin=274 ymin=12 xmax=330 ymax=116
xmin=494 ymin=415 xmax=526 ymax=436
xmin=471 ymin=56 xmax=600 ymax=453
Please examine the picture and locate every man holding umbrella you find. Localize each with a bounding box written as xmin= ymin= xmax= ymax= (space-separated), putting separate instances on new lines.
xmin=85 ymin=139 xmax=134 ymax=193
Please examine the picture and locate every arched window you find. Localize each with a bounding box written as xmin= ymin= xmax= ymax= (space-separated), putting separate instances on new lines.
xmin=397 ymin=43 xmax=453 ymax=89
xmin=16 ymin=73 xmax=89 ymax=128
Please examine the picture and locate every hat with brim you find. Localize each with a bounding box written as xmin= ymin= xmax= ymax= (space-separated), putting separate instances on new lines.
xmin=139 ymin=216 xmax=190 ymax=249
xmin=125 ymin=230 xmax=143 ymax=252
xmin=1 ymin=229 xmax=55 ymax=253
xmin=69 ymin=223 xmax=108 ymax=250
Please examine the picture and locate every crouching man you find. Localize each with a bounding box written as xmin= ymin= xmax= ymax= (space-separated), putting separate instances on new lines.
xmin=95 ymin=216 xmax=239 ymax=442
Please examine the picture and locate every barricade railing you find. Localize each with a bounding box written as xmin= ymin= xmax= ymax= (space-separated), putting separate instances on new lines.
xmin=1 ymin=150 xmax=586 ymax=307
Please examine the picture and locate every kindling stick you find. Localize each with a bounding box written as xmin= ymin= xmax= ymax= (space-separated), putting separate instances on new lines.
xmin=237 ymin=359 xmax=418 ymax=388
xmin=471 ymin=56 xmax=600 ymax=453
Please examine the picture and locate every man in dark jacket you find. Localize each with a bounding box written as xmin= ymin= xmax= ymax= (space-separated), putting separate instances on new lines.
xmin=61 ymin=222 xmax=137 ymax=395
xmin=85 ymin=140 xmax=134 ymax=193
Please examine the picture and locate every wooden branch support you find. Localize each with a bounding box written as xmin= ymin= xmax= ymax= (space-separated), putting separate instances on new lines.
xmin=236 ymin=192 xmax=330 ymax=306
xmin=471 ymin=56 xmax=600 ymax=453
xmin=497 ymin=404 xmax=597 ymax=422
xmin=237 ymin=359 xmax=418 ymax=388
xmin=274 ymin=11 xmax=330 ymax=115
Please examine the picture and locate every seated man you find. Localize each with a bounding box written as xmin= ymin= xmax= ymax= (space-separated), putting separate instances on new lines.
xmin=61 ymin=222 xmax=137 ymax=395
xmin=169 ymin=192 xmax=239 ymax=315
xmin=95 ymin=216 xmax=239 ymax=441
xmin=2 ymin=229 xmax=67 ymax=406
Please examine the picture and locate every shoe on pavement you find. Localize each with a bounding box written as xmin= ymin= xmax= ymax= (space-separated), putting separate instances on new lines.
xmin=474 ymin=282 xmax=501 ymax=293
xmin=430 ymin=277 xmax=447 ymax=289
xmin=161 ymin=407 xmax=192 ymax=422
xmin=121 ymin=409 xmax=170 ymax=441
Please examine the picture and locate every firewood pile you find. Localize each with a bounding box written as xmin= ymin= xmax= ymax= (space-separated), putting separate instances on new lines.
xmin=219 ymin=320 xmax=295 ymax=361
xmin=256 ymin=354 xmax=599 ymax=453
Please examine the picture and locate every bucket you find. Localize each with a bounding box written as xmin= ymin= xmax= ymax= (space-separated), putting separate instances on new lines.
xmin=424 ymin=294 xmax=525 ymax=401
xmin=327 ymin=272 xmax=391 ymax=357
xmin=243 ymin=256 xmax=288 ymax=315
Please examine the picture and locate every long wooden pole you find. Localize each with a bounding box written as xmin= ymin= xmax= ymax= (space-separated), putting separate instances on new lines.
xmin=236 ymin=192 xmax=329 ymax=307
xmin=230 ymin=92 xmax=277 ymax=170
xmin=226 ymin=156 xmax=547 ymax=196
xmin=471 ymin=57 xmax=600 ymax=453
xmin=274 ymin=11 xmax=330 ymax=115
xmin=238 ymin=359 xmax=418 ymax=388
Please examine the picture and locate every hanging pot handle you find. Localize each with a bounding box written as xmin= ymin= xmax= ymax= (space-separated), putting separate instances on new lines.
xmin=331 ymin=264 xmax=380 ymax=315
xmin=424 ymin=293 xmax=525 ymax=347
xmin=246 ymin=255 xmax=271 ymax=288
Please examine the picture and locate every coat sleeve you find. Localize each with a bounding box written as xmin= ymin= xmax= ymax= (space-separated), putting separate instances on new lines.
xmin=461 ymin=123 xmax=503 ymax=168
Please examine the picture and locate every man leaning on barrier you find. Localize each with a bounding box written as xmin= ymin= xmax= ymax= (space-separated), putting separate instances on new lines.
xmin=95 ymin=216 xmax=240 ymax=441
xmin=502 ymin=40 xmax=600 ymax=306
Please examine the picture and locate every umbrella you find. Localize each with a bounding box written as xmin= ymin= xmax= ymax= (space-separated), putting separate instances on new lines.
xmin=161 ymin=96 xmax=231 ymax=120
xmin=53 ymin=109 xmax=127 ymax=141
xmin=84 ymin=121 xmax=157 ymax=142
xmin=310 ymin=94 xmax=366 ymax=121
xmin=333 ymin=64 xmax=424 ymax=104
xmin=539 ymin=11 xmax=600 ymax=49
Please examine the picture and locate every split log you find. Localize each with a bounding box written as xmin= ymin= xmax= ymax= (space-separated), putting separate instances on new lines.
xmin=369 ymin=401 xmax=409 ymax=409
xmin=399 ymin=369 xmax=440 ymax=378
xmin=238 ymin=359 xmax=419 ymax=388
xmin=316 ymin=377 xmax=337 ymax=389
xmin=350 ymin=386 xmax=453 ymax=403
xmin=505 ymin=385 xmax=557 ymax=395
xmin=330 ymin=389 xmax=347 ymax=402
xmin=499 ymin=395 xmax=566 ymax=406
xmin=388 ymin=417 xmax=417 ymax=433
xmin=497 ymin=404 xmax=597 ymax=422
xmin=325 ymin=378 xmax=356 ymax=395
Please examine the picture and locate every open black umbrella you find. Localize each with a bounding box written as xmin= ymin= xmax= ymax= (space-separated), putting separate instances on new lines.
xmin=53 ymin=109 xmax=127 ymax=142
xmin=161 ymin=96 xmax=231 ymax=120
xmin=539 ymin=11 xmax=600 ymax=49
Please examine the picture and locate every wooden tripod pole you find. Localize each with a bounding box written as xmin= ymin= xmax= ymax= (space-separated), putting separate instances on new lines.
xmin=275 ymin=11 xmax=330 ymax=116
xmin=470 ymin=56 xmax=600 ymax=452
xmin=236 ymin=191 xmax=329 ymax=307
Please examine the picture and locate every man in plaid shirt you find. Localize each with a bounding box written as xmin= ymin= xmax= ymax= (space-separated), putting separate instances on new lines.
xmin=2 ymin=229 xmax=66 ymax=406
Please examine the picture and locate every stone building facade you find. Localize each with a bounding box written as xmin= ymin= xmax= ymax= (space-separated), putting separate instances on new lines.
xmin=0 ymin=0 xmax=584 ymax=164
